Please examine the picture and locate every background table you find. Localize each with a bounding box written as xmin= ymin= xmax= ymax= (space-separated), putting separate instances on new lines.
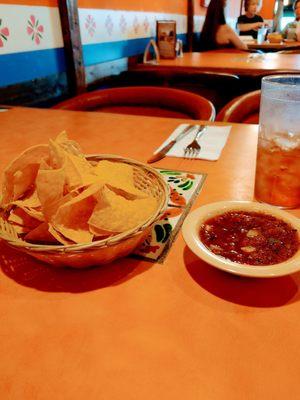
xmin=137 ymin=51 xmax=300 ymax=76
xmin=247 ymin=40 xmax=300 ymax=52
xmin=0 ymin=107 xmax=300 ymax=400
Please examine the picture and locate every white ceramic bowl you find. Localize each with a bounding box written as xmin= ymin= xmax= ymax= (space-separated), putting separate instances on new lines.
xmin=182 ymin=201 xmax=300 ymax=278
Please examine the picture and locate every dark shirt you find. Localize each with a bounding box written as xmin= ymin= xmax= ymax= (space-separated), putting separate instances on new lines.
xmin=237 ymin=14 xmax=263 ymax=39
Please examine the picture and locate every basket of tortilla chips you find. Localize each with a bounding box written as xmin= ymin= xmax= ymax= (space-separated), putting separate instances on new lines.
xmin=0 ymin=132 xmax=169 ymax=267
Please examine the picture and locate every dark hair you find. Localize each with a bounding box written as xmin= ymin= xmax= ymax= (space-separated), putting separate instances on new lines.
xmin=294 ymin=0 xmax=300 ymax=10
xmin=198 ymin=0 xmax=226 ymax=51
xmin=244 ymin=0 xmax=250 ymax=11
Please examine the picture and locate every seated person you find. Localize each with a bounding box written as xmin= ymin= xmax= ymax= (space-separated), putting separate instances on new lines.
xmin=281 ymin=0 xmax=300 ymax=41
xmin=237 ymin=0 xmax=266 ymax=39
xmin=199 ymin=0 xmax=247 ymax=51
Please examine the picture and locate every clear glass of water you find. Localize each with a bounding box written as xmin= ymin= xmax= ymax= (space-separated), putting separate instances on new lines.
xmin=254 ymin=75 xmax=300 ymax=208
xmin=257 ymin=27 xmax=267 ymax=44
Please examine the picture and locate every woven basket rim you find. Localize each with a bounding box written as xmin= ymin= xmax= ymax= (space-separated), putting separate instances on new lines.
xmin=0 ymin=154 xmax=169 ymax=254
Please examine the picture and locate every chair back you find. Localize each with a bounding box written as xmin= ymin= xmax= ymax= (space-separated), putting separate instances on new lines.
xmin=119 ymin=69 xmax=240 ymax=112
xmin=216 ymin=90 xmax=261 ymax=124
xmin=53 ymin=87 xmax=215 ymax=121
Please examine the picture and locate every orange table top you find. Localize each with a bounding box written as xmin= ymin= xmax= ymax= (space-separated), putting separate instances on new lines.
xmin=138 ymin=51 xmax=300 ymax=76
xmin=0 ymin=107 xmax=300 ymax=400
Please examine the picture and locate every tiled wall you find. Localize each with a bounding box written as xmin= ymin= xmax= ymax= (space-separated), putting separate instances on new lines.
xmin=0 ymin=0 xmax=188 ymax=87
xmin=0 ymin=0 xmax=276 ymax=89
xmin=80 ymin=8 xmax=188 ymax=83
xmin=0 ymin=1 xmax=63 ymax=87
xmin=78 ymin=0 xmax=188 ymax=83
xmin=80 ymin=10 xmax=187 ymax=60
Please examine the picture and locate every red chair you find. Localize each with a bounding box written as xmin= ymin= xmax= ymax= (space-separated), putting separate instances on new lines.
xmin=216 ymin=90 xmax=261 ymax=124
xmin=53 ymin=86 xmax=215 ymax=121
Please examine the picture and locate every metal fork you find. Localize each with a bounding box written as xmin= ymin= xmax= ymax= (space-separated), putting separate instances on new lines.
xmin=184 ymin=125 xmax=206 ymax=158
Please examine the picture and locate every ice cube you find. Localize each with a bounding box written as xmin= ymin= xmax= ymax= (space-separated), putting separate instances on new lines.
xmin=273 ymin=131 xmax=300 ymax=150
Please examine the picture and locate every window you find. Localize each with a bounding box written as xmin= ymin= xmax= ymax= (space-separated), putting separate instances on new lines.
xmin=274 ymin=0 xmax=295 ymax=30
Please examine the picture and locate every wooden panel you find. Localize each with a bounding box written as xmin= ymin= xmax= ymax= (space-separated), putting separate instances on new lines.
xmin=187 ymin=0 xmax=194 ymax=51
xmin=58 ymin=0 xmax=86 ymax=95
xmin=0 ymin=73 xmax=68 ymax=107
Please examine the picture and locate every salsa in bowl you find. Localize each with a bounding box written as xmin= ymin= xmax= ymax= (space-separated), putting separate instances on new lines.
xmin=182 ymin=201 xmax=300 ymax=278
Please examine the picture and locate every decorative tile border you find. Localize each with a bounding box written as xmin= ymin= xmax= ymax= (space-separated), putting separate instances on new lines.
xmin=0 ymin=5 xmax=187 ymax=55
xmin=0 ymin=5 xmax=63 ymax=55
xmin=0 ymin=18 xmax=10 ymax=47
xmin=133 ymin=168 xmax=207 ymax=263
xmin=0 ymin=5 xmax=243 ymax=56
xmin=79 ymin=9 xmax=187 ymax=44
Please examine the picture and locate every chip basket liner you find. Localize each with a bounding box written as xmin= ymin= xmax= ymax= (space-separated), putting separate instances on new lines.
xmin=0 ymin=155 xmax=169 ymax=268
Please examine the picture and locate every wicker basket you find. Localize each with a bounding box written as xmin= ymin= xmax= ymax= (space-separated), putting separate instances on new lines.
xmin=267 ymin=33 xmax=282 ymax=43
xmin=0 ymin=154 xmax=169 ymax=268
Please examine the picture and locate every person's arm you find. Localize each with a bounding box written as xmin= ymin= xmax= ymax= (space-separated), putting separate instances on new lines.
xmin=227 ymin=25 xmax=248 ymax=50
xmin=237 ymin=21 xmax=265 ymax=32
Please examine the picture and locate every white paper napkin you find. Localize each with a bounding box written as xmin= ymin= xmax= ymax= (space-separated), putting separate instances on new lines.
xmin=154 ymin=124 xmax=232 ymax=161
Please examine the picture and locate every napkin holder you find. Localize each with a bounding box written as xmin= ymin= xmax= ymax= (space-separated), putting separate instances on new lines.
xmin=176 ymin=39 xmax=183 ymax=57
xmin=143 ymin=39 xmax=160 ymax=64
xmin=156 ymin=20 xmax=176 ymax=59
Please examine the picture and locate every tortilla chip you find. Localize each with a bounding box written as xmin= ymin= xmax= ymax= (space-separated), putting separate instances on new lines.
xmin=49 ymin=138 xmax=92 ymax=190
xmin=24 ymin=222 xmax=60 ymax=244
xmin=93 ymin=160 xmax=146 ymax=199
xmin=6 ymin=191 xmax=45 ymax=221
xmin=13 ymin=206 xmax=43 ymax=222
xmin=12 ymin=165 xmax=38 ymax=201
xmin=9 ymin=223 xmax=32 ymax=235
xmin=89 ymin=224 xmax=114 ymax=239
xmin=8 ymin=207 xmax=41 ymax=230
xmin=48 ymin=224 xmax=75 ymax=245
xmin=36 ymin=167 xmax=66 ymax=220
xmin=64 ymin=152 xmax=93 ymax=190
xmin=1 ymin=132 xmax=158 ymax=247
xmin=88 ymin=185 xmax=157 ymax=233
xmin=52 ymin=183 xmax=103 ymax=243
xmin=8 ymin=190 xmax=44 ymax=222
xmin=1 ymin=144 xmax=49 ymax=205
xmin=11 ymin=189 xmax=41 ymax=209
xmin=52 ymin=225 xmax=93 ymax=244
xmin=54 ymin=131 xmax=82 ymax=156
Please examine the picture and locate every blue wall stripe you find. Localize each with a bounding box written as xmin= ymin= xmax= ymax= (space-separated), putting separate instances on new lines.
xmin=0 ymin=48 xmax=66 ymax=87
xmin=0 ymin=34 xmax=187 ymax=87
xmin=83 ymin=34 xmax=187 ymax=66
xmin=83 ymin=38 xmax=149 ymax=66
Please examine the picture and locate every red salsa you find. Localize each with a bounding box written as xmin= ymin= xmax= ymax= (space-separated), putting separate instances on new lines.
xmin=199 ymin=211 xmax=299 ymax=265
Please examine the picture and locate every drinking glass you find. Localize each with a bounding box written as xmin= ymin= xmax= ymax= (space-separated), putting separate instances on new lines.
xmin=254 ymin=75 xmax=300 ymax=209
xmin=257 ymin=27 xmax=267 ymax=44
